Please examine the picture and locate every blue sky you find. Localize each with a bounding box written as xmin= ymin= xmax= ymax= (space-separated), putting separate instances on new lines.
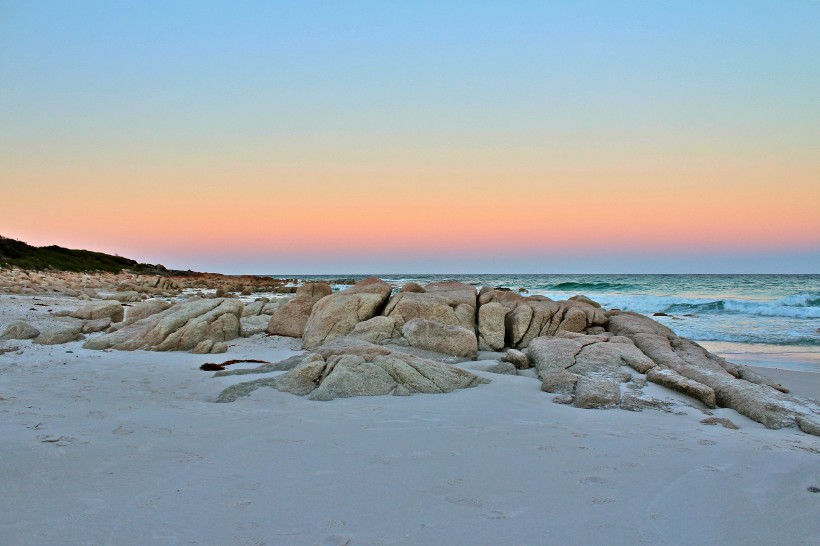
xmin=1 ymin=1 xmax=818 ymax=273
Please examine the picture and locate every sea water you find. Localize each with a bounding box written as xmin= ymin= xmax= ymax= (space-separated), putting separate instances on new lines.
xmin=295 ymin=274 xmax=820 ymax=371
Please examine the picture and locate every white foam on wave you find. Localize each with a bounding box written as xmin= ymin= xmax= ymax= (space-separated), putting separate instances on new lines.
xmin=528 ymin=290 xmax=820 ymax=320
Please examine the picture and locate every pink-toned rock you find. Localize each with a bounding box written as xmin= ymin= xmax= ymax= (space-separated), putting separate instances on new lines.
xmin=267 ymin=282 xmax=332 ymax=338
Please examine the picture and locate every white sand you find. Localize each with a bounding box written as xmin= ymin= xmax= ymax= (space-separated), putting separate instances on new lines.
xmin=745 ymin=366 xmax=820 ymax=402
xmin=1 ymin=295 xmax=819 ymax=545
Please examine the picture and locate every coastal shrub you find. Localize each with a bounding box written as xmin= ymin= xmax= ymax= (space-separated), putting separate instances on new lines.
xmin=0 ymin=235 xmax=165 ymax=273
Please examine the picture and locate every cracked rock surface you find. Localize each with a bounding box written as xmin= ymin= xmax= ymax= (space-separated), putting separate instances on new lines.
xmin=83 ymin=298 xmax=243 ymax=353
xmin=215 ymin=339 xmax=489 ymax=402
xmin=302 ymin=277 xmax=392 ymax=349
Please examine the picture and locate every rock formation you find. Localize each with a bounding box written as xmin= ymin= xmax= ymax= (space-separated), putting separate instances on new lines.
xmin=215 ymin=339 xmax=489 ymax=402
xmin=291 ymin=279 xmax=818 ymax=434
xmin=606 ymin=311 xmax=819 ymax=433
xmin=505 ymin=298 xmax=607 ymax=349
xmin=3 ymin=267 xmax=816 ymax=436
xmin=266 ymin=282 xmax=332 ymax=337
xmin=33 ymin=323 xmax=84 ymax=345
xmin=0 ymin=320 xmax=40 ymax=340
xmin=83 ymin=298 xmax=242 ymax=353
xmin=302 ymin=277 xmax=392 ymax=349
xmin=124 ymin=300 xmax=173 ymax=324
xmin=66 ymin=300 xmax=125 ymax=322
xmin=477 ymin=302 xmax=507 ymax=351
xmin=401 ymin=318 xmax=478 ymax=358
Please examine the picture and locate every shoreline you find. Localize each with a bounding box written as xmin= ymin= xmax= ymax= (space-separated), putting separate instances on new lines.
xmin=744 ymin=366 xmax=820 ymax=401
xmin=704 ymin=341 xmax=820 ymax=374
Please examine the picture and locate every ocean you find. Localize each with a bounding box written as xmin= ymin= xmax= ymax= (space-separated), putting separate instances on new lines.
xmin=296 ymin=274 xmax=820 ymax=371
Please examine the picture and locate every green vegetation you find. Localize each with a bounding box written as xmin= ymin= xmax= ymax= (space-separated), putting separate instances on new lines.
xmin=0 ymin=236 xmax=168 ymax=273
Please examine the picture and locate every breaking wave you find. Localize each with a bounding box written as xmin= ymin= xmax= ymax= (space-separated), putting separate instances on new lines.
xmin=662 ymin=293 xmax=820 ymax=319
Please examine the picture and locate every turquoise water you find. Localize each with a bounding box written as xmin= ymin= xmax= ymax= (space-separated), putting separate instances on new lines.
xmin=296 ymin=274 xmax=819 ymax=354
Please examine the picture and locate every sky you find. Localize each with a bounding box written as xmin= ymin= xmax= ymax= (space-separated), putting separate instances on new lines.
xmin=1 ymin=1 xmax=818 ymax=274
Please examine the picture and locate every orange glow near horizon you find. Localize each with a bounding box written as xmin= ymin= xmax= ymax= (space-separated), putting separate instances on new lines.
xmin=4 ymin=160 xmax=819 ymax=268
xmin=3 ymin=2 xmax=819 ymax=272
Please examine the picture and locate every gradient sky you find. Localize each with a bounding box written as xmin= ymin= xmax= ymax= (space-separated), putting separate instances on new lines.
xmin=1 ymin=1 xmax=818 ymax=274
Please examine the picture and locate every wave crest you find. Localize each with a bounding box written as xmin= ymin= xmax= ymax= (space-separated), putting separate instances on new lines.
xmin=661 ymin=294 xmax=820 ymax=319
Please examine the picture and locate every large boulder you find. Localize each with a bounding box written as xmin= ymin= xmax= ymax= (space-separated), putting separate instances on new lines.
xmin=302 ymin=277 xmax=392 ymax=349
xmin=477 ymin=302 xmax=507 ymax=351
xmin=241 ymin=301 xmax=266 ymax=317
xmin=382 ymin=281 xmax=477 ymax=331
xmin=261 ymin=300 xmax=286 ymax=315
xmin=123 ymin=300 xmax=173 ymax=324
xmin=401 ymin=318 xmax=478 ymax=359
xmin=82 ymin=318 xmax=112 ymax=333
xmin=70 ymin=301 xmax=124 ymax=322
xmin=349 ymin=316 xmax=403 ymax=345
xmin=104 ymin=291 xmax=141 ymax=303
xmin=240 ymin=315 xmax=270 ymax=336
xmin=400 ymin=282 xmax=425 ymax=293
xmin=83 ymin=298 xmax=243 ymax=353
xmin=33 ymin=323 xmax=84 ymax=345
xmin=503 ymin=348 xmax=530 ymax=369
xmin=506 ymin=298 xmax=608 ymax=349
xmin=540 ymin=369 xmax=580 ymax=395
xmin=266 ymin=282 xmax=332 ymax=338
xmin=478 ymin=287 xmax=523 ymax=310
xmin=215 ymin=340 xmax=489 ymax=402
xmin=607 ymin=311 xmax=820 ymax=434
xmin=0 ymin=321 xmax=40 ymax=340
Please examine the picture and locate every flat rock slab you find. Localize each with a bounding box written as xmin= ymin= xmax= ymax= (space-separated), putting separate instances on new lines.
xmin=215 ymin=340 xmax=489 ymax=402
xmin=70 ymin=300 xmax=124 ymax=322
xmin=574 ymin=376 xmax=621 ymax=409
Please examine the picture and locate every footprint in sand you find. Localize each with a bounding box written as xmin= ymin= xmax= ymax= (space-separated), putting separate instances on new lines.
xmin=698 ymin=439 xmax=717 ymax=446
xmin=445 ymin=496 xmax=484 ymax=508
xmin=429 ymin=477 xmax=489 ymax=511
xmin=580 ymin=476 xmax=606 ymax=485
xmin=239 ymin=536 xmax=267 ymax=546
xmin=316 ymin=535 xmax=351 ymax=546
xmin=592 ymin=497 xmax=616 ymax=505
xmin=428 ymin=476 xmax=464 ymax=495
xmin=37 ymin=434 xmax=84 ymax=446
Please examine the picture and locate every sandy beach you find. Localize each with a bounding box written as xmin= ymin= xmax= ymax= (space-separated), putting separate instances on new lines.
xmin=4 ymin=1 xmax=819 ymax=543
xmin=745 ymin=366 xmax=820 ymax=401
xmin=1 ymin=292 xmax=819 ymax=545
